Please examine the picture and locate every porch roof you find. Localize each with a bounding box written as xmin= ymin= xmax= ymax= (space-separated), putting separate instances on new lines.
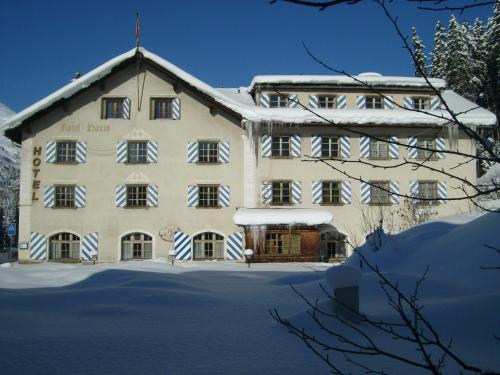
xmin=233 ymin=208 xmax=334 ymax=226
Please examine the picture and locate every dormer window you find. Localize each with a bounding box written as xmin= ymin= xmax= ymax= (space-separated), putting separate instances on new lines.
xmin=269 ymin=94 xmax=288 ymax=108
xmin=413 ymin=97 xmax=430 ymax=110
xmin=366 ymin=96 xmax=383 ymax=109
xmin=318 ymin=95 xmax=337 ymax=109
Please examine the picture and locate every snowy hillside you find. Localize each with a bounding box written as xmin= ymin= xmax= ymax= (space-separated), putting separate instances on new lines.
xmin=0 ymin=102 xmax=19 ymax=187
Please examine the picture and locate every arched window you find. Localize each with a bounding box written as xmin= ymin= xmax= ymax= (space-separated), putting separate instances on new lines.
xmin=49 ymin=232 xmax=80 ymax=261
xmin=121 ymin=232 xmax=152 ymax=260
xmin=193 ymin=232 xmax=224 ymax=260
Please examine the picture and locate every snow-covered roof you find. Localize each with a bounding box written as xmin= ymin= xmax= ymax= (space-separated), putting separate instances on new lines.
xmin=233 ymin=208 xmax=333 ymax=226
xmin=248 ymin=74 xmax=447 ymax=91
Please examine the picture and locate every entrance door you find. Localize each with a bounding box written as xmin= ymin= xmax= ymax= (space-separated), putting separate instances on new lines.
xmin=320 ymin=231 xmax=347 ymax=261
xmin=193 ymin=232 xmax=224 ymax=260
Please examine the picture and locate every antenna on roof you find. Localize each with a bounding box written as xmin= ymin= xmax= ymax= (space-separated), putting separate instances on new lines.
xmin=135 ymin=12 xmax=140 ymax=49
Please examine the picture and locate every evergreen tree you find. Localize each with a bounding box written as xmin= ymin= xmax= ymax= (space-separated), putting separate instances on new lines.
xmin=411 ymin=27 xmax=427 ymax=77
xmin=485 ymin=2 xmax=500 ymax=130
xmin=468 ymin=18 xmax=488 ymax=108
xmin=430 ymin=20 xmax=446 ymax=78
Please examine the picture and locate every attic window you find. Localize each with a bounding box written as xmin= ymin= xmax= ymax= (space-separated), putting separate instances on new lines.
xmin=150 ymin=98 xmax=173 ymax=119
xmin=102 ymin=98 xmax=126 ymax=119
xmin=269 ymin=94 xmax=288 ymax=108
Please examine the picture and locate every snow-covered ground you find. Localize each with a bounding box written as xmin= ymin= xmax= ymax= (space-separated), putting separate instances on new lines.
xmin=1 ymin=212 xmax=499 ymax=374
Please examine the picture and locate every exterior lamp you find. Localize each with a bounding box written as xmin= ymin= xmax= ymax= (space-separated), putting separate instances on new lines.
xmin=244 ymin=249 xmax=254 ymax=268
xmin=168 ymin=248 xmax=177 ymax=266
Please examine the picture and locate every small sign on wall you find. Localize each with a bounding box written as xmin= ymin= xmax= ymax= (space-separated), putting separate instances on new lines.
xmin=19 ymin=242 xmax=28 ymax=250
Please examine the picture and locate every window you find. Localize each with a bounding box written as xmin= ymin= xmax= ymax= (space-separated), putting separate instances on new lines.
xmin=320 ymin=232 xmax=347 ymax=260
xmin=318 ymin=95 xmax=337 ymax=109
xmin=366 ymin=96 xmax=383 ymax=109
xmin=121 ymin=233 xmax=153 ymax=260
xmin=321 ymin=137 xmax=340 ymax=157
xmin=151 ymin=97 xmax=173 ymax=119
xmin=56 ymin=141 xmax=76 ymax=163
xmin=127 ymin=142 xmax=148 ymax=163
xmin=370 ymin=181 xmax=390 ymax=204
xmin=322 ymin=181 xmax=341 ymax=204
xmin=269 ymin=94 xmax=288 ymax=108
xmin=199 ymin=185 xmax=219 ymax=207
xmin=126 ymin=185 xmax=147 ymax=208
xmin=55 ymin=185 xmax=75 ymax=208
xmin=49 ymin=233 xmax=80 ymax=261
xmin=102 ymin=98 xmax=125 ymax=119
xmin=418 ymin=181 xmax=438 ymax=202
xmin=265 ymin=232 xmax=301 ymax=255
xmin=416 ymin=138 xmax=437 ymax=160
xmin=413 ymin=97 xmax=430 ymax=110
xmin=193 ymin=232 xmax=224 ymax=260
xmin=272 ymin=181 xmax=291 ymax=204
xmin=369 ymin=138 xmax=389 ymax=159
xmin=271 ymin=136 xmax=290 ymax=157
xmin=198 ymin=142 xmax=219 ymax=163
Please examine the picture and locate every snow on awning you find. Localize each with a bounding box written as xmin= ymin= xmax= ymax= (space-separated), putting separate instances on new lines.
xmin=233 ymin=208 xmax=333 ymax=226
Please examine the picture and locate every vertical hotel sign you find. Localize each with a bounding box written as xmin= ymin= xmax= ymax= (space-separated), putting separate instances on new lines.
xmin=32 ymin=146 xmax=42 ymax=201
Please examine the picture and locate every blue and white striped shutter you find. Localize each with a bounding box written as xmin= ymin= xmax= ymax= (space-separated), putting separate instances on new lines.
xmin=389 ymin=136 xmax=399 ymax=159
xmin=390 ymin=181 xmax=400 ymax=204
xmin=337 ymin=95 xmax=347 ymax=109
xmin=172 ymin=98 xmax=181 ymax=120
xmin=219 ymin=185 xmax=230 ymax=207
xmin=227 ymin=232 xmax=243 ymax=260
xmin=46 ymin=141 xmax=56 ymax=163
xmin=261 ymin=135 xmax=271 ymax=157
xmin=260 ymin=94 xmax=270 ymax=108
xmin=309 ymin=95 xmax=319 ymax=109
xmin=82 ymin=232 xmax=98 ymax=261
xmin=356 ymin=95 xmax=366 ymax=109
xmin=219 ymin=142 xmax=230 ymax=163
xmin=174 ymin=231 xmax=191 ymax=260
xmin=312 ymin=181 xmax=322 ymax=204
xmin=30 ymin=232 xmax=47 ymax=260
xmin=407 ymin=136 xmax=417 ymax=159
xmin=288 ymin=94 xmax=299 ymax=108
xmin=404 ymin=96 xmax=414 ymax=109
xmin=438 ymin=181 xmax=447 ymax=204
xmin=291 ymin=135 xmax=301 ymax=157
xmin=75 ymin=186 xmax=86 ymax=208
xmin=292 ymin=180 xmax=302 ymax=204
xmin=340 ymin=136 xmax=351 ymax=158
xmin=409 ymin=181 xmax=419 ymax=198
xmin=147 ymin=141 xmax=158 ymax=163
xmin=341 ymin=181 xmax=352 ymax=204
xmin=261 ymin=182 xmax=272 ymax=204
xmin=76 ymin=142 xmax=87 ymax=163
xmin=187 ymin=185 xmax=199 ymax=207
xmin=147 ymin=185 xmax=158 ymax=207
xmin=311 ymin=136 xmax=321 ymax=157
xmin=436 ymin=137 xmax=445 ymax=159
xmin=115 ymin=185 xmax=126 ymax=207
xmin=384 ymin=95 xmax=394 ymax=109
xmin=360 ymin=136 xmax=370 ymax=158
xmin=123 ymin=98 xmax=131 ymax=119
xmin=187 ymin=141 xmax=198 ymax=163
xmin=116 ymin=142 xmax=127 ymax=163
xmin=431 ymin=96 xmax=442 ymax=110
xmin=360 ymin=182 xmax=371 ymax=204
xmin=44 ymin=186 xmax=54 ymax=208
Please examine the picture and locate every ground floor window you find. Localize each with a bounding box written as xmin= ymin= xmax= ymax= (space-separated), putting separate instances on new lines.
xmin=121 ymin=232 xmax=153 ymax=260
xmin=264 ymin=232 xmax=301 ymax=255
xmin=193 ymin=232 xmax=224 ymax=260
xmin=49 ymin=232 xmax=80 ymax=261
xmin=320 ymin=232 xmax=347 ymax=260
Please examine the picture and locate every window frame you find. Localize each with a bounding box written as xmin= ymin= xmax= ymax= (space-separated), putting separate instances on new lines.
xmin=264 ymin=231 xmax=301 ymax=256
xmin=102 ymin=97 xmax=126 ymax=119
xmin=150 ymin=97 xmax=174 ymax=120
xmin=365 ymin=96 xmax=384 ymax=109
xmin=271 ymin=136 xmax=291 ymax=158
xmin=369 ymin=181 xmax=391 ymax=205
xmin=198 ymin=141 xmax=220 ymax=164
xmin=417 ymin=180 xmax=439 ymax=204
xmin=271 ymin=180 xmax=292 ymax=205
xmin=54 ymin=185 xmax=76 ymax=209
xmin=198 ymin=185 xmax=220 ymax=208
xmin=416 ymin=138 xmax=438 ymax=160
xmin=318 ymin=95 xmax=337 ymax=109
xmin=369 ymin=137 xmax=390 ymax=159
xmin=125 ymin=184 xmax=148 ymax=208
xmin=55 ymin=141 xmax=77 ymax=164
xmin=126 ymin=141 xmax=148 ymax=164
xmin=321 ymin=180 xmax=342 ymax=205
xmin=321 ymin=136 xmax=340 ymax=158
xmin=412 ymin=97 xmax=431 ymax=110
xmin=268 ymin=94 xmax=289 ymax=108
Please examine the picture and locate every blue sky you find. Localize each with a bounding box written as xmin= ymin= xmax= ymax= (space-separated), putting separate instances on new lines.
xmin=0 ymin=0 xmax=494 ymax=112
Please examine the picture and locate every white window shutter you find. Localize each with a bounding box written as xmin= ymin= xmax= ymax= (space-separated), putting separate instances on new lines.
xmin=431 ymin=96 xmax=442 ymax=110
xmin=187 ymin=141 xmax=198 ymax=163
xmin=311 ymin=136 xmax=321 ymax=157
xmin=404 ymin=96 xmax=414 ymax=109
xmin=360 ymin=182 xmax=371 ymax=204
xmin=292 ymin=180 xmax=302 ymax=204
xmin=438 ymin=181 xmax=447 ymax=204
xmin=436 ymin=137 xmax=445 ymax=159
xmin=261 ymin=182 xmax=272 ymax=204
xmin=82 ymin=232 xmax=98 ymax=261
xmin=76 ymin=142 xmax=87 ymax=163
xmin=174 ymin=231 xmax=191 ymax=260
xmin=337 ymin=95 xmax=347 ymax=109
xmin=219 ymin=185 xmax=230 ymax=207
xmin=340 ymin=136 xmax=351 ymax=158
xmin=389 ymin=136 xmax=399 ymax=159
xmin=172 ymin=98 xmax=181 ymax=120
xmin=341 ymin=181 xmax=352 ymax=204
xmin=75 ymin=186 xmax=86 ymax=208
xmin=312 ymin=181 xmax=322 ymax=204
xmin=360 ymin=136 xmax=370 ymax=158
xmin=291 ymin=135 xmax=301 ymax=157
xmin=147 ymin=141 xmax=158 ymax=163
xmin=260 ymin=94 xmax=270 ymax=108
xmin=115 ymin=185 xmax=126 ymax=207
xmin=46 ymin=142 xmax=56 ymax=163
xmin=226 ymin=232 xmax=243 ymax=260
xmin=188 ymin=185 xmax=199 ymax=207
xmin=408 ymin=137 xmax=417 ymax=159
xmin=43 ymin=186 xmax=54 ymax=208
xmin=261 ymin=135 xmax=271 ymax=157
xmin=147 ymin=185 xmax=158 ymax=207
xmin=288 ymin=94 xmax=298 ymax=108
xmin=390 ymin=181 xmax=400 ymax=204
xmin=356 ymin=95 xmax=366 ymax=109
xmin=219 ymin=142 xmax=230 ymax=163
xmin=409 ymin=181 xmax=419 ymax=198
xmin=116 ymin=142 xmax=127 ymax=163
xmin=123 ymin=98 xmax=131 ymax=119
xmin=30 ymin=232 xmax=47 ymax=260
xmin=309 ymin=95 xmax=319 ymax=109
xmin=384 ymin=95 xmax=394 ymax=109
